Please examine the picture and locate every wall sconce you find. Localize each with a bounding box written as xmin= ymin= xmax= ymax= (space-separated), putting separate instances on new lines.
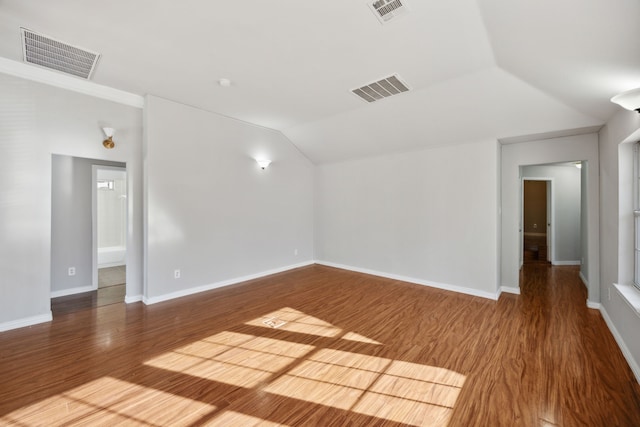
xmin=256 ymin=159 xmax=272 ymax=169
xmin=611 ymin=88 xmax=640 ymax=113
xmin=102 ymin=127 xmax=115 ymax=149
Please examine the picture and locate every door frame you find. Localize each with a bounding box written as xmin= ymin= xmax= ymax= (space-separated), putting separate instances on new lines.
xmin=92 ymin=165 xmax=128 ymax=290
xmin=520 ymin=177 xmax=554 ymax=266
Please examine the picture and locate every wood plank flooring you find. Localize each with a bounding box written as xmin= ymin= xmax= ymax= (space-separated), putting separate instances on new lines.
xmin=1 ymin=264 xmax=639 ymax=426
xmin=51 ymin=267 xmax=126 ymax=316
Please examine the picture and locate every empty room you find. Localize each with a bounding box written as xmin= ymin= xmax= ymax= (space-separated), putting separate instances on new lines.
xmin=1 ymin=1 xmax=640 ymax=425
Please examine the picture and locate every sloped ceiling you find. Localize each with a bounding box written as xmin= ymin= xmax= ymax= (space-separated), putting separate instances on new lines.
xmin=0 ymin=0 xmax=637 ymax=164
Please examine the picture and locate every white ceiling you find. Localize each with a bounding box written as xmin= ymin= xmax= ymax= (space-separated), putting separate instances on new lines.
xmin=0 ymin=0 xmax=637 ymax=164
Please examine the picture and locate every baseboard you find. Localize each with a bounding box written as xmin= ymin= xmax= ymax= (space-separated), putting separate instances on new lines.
xmin=0 ymin=311 xmax=53 ymax=333
xmin=125 ymin=295 xmax=143 ymax=304
xmin=98 ymin=261 xmax=126 ymax=269
xmin=587 ymin=301 xmax=600 ymax=309
xmin=500 ymin=286 xmax=521 ymax=295
xmin=599 ymin=305 xmax=640 ymax=384
xmin=315 ymin=261 xmax=499 ymax=301
xmin=51 ymin=285 xmax=95 ymax=298
xmin=552 ymin=260 xmax=581 ymax=266
xmin=143 ymin=261 xmax=315 ymax=305
xmin=579 ymin=271 xmax=589 ymax=288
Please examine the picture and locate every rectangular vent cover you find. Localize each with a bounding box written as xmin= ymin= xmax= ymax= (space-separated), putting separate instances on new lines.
xmin=368 ymin=0 xmax=408 ymax=24
xmin=21 ymin=28 xmax=100 ymax=79
xmin=352 ymin=74 xmax=410 ymax=103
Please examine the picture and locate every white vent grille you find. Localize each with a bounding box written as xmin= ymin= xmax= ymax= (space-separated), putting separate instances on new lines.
xmin=352 ymin=74 xmax=410 ymax=103
xmin=368 ymin=0 xmax=408 ymax=24
xmin=21 ymin=28 xmax=100 ymax=79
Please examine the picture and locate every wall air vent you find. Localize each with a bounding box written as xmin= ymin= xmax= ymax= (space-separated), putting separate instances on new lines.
xmin=368 ymin=0 xmax=408 ymax=24
xmin=21 ymin=28 xmax=100 ymax=79
xmin=351 ymin=74 xmax=410 ymax=103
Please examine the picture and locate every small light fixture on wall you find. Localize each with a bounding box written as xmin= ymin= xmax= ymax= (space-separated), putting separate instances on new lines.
xmin=611 ymin=88 xmax=640 ymax=113
xmin=102 ymin=127 xmax=115 ymax=149
xmin=256 ymin=159 xmax=272 ymax=170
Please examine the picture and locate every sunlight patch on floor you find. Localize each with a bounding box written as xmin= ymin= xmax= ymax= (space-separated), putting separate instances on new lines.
xmin=1 ymin=377 xmax=215 ymax=426
xmin=265 ymin=349 xmax=465 ymax=426
xmin=246 ymin=307 xmax=343 ymax=337
xmin=145 ymin=331 xmax=315 ymax=388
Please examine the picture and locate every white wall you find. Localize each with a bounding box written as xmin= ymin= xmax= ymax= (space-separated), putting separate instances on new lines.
xmin=315 ymin=139 xmax=500 ymax=298
xmin=51 ymin=156 xmax=125 ymax=296
xmin=143 ymin=96 xmax=314 ymax=303
xmin=599 ymin=108 xmax=640 ymax=380
xmin=0 ymin=73 xmax=142 ymax=330
xmin=521 ymin=164 xmax=582 ymax=263
xmin=580 ymin=161 xmax=588 ymax=282
xmin=501 ymin=134 xmax=599 ymax=303
xmin=97 ymin=168 xmax=127 ymax=250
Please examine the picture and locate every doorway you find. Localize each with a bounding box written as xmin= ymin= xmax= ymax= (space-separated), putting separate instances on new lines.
xmin=523 ymin=179 xmax=551 ymax=264
xmin=92 ymin=166 xmax=127 ymax=304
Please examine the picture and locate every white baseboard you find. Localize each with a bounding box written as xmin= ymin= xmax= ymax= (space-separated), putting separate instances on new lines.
xmin=500 ymin=286 xmax=521 ymax=295
xmin=98 ymin=261 xmax=126 ymax=269
xmin=51 ymin=285 xmax=94 ymax=298
xmin=579 ymin=271 xmax=589 ymax=288
xmin=0 ymin=311 xmax=53 ymax=333
xmin=125 ymin=295 xmax=143 ymax=304
xmin=587 ymin=301 xmax=600 ymax=309
xmin=552 ymin=260 xmax=581 ymax=266
xmin=316 ymin=261 xmax=499 ymax=300
xmin=143 ymin=261 xmax=315 ymax=305
xmin=599 ymin=305 xmax=640 ymax=384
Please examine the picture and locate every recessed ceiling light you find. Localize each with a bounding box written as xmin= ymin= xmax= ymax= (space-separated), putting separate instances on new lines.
xmin=218 ymin=78 xmax=232 ymax=87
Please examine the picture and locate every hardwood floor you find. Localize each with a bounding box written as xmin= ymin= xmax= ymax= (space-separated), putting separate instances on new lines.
xmin=1 ymin=265 xmax=639 ymax=426
xmin=51 ymin=267 xmax=126 ymax=316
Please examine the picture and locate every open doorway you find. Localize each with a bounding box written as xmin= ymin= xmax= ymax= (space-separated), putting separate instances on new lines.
xmin=523 ymin=179 xmax=551 ymax=264
xmin=93 ymin=166 xmax=127 ymax=304
xmin=50 ymin=155 xmax=127 ymax=315
xmin=519 ymin=162 xmax=583 ymax=270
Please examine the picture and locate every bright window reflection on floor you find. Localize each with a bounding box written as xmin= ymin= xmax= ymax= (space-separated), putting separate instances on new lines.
xmin=145 ymin=331 xmax=315 ymax=388
xmin=2 ymin=377 xmax=215 ymax=426
xmin=265 ymin=349 xmax=465 ymax=426
xmin=246 ymin=307 xmax=343 ymax=337
xmin=4 ymin=307 xmax=466 ymax=427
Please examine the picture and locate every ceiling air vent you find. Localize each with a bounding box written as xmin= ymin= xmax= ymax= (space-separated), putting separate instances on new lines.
xmin=20 ymin=28 xmax=100 ymax=79
xmin=352 ymin=74 xmax=410 ymax=103
xmin=368 ymin=0 xmax=408 ymax=24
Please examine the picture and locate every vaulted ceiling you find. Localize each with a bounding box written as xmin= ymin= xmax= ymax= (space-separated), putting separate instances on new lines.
xmin=0 ymin=0 xmax=638 ymax=163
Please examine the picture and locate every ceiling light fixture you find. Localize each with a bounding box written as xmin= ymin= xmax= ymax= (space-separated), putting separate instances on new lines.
xmin=256 ymin=159 xmax=271 ymax=170
xmin=611 ymin=88 xmax=640 ymax=113
xmin=102 ymin=127 xmax=115 ymax=149
xmin=218 ymin=78 xmax=232 ymax=87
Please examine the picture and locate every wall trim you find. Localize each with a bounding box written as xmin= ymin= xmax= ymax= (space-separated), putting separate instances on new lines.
xmin=0 ymin=57 xmax=144 ymax=108
xmin=579 ymin=271 xmax=589 ymax=288
xmin=552 ymin=260 xmax=581 ymax=266
xmin=599 ymin=305 xmax=640 ymax=384
xmin=587 ymin=301 xmax=600 ymax=309
xmin=125 ymin=295 xmax=143 ymax=304
xmin=500 ymin=286 xmax=521 ymax=295
xmin=143 ymin=261 xmax=315 ymax=305
xmin=316 ymin=261 xmax=499 ymax=301
xmin=0 ymin=311 xmax=53 ymax=333
xmin=50 ymin=285 xmax=94 ymax=298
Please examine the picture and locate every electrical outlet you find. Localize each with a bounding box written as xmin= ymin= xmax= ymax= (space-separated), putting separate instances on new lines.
xmin=68 ymin=267 xmax=76 ymax=276
xmin=608 ymin=287 xmax=611 ymax=301
xmin=174 ymin=269 xmax=181 ymax=279
xmin=294 ymin=249 xmax=298 ymax=256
